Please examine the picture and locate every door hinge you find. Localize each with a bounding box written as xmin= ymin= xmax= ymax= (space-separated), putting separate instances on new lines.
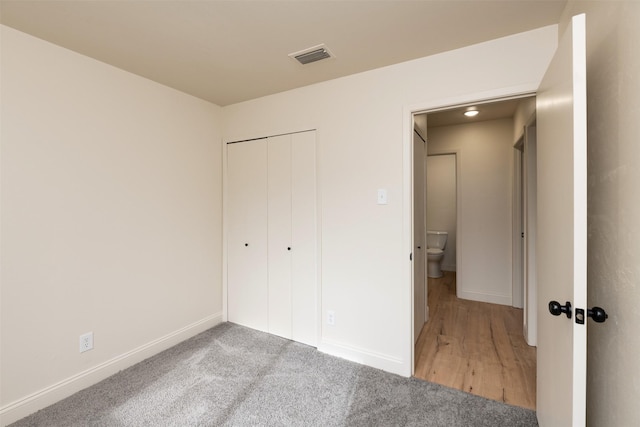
xmin=409 ymin=253 xmax=413 ymax=261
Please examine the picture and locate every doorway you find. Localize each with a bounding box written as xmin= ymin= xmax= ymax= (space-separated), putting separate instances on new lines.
xmin=426 ymin=153 xmax=457 ymax=275
xmin=410 ymin=95 xmax=537 ymax=408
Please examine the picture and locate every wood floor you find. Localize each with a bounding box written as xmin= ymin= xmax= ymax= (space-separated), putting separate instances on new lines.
xmin=414 ymin=271 xmax=536 ymax=410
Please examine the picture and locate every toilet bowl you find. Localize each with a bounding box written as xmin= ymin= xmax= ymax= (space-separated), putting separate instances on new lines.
xmin=426 ymin=231 xmax=448 ymax=278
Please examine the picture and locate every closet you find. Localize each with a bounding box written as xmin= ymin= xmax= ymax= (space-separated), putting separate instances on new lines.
xmin=227 ymin=130 xmax=317 ymax=347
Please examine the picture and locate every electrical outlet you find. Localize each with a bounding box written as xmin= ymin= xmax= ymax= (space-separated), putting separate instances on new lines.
xmin=327 ymin=310 xmax=335 ymax=326
xmin=79 ymin=332 xmax=94 ymax=353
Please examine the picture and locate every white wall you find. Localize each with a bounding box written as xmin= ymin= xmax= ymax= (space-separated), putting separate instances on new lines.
xmin=426 ymin=154 xmax=457 ymax=271
xmin=0 ymin=26 xmax=223 ymax=424
xmin=558 ymin=2 xmax=640 ymax=426
xmin=428 ymin=119 xmax=514 ymax=305
xmin=223 ymin=26 xmax=557 ymax=376
xmin=513 ymin=96 xmax=536 ymax=143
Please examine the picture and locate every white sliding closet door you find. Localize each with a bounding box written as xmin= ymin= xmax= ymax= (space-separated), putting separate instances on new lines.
xmin=227 ymin=140 xmax=268 ymax=332
xmin=268 ymin=135 xmax=293 ymax=339
xmin=291 ymin=131 xmax=317 ymax=347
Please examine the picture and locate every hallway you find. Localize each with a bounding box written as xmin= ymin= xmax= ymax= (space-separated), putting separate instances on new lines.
xmin=414 ymin=272 xmax=536 ymax=409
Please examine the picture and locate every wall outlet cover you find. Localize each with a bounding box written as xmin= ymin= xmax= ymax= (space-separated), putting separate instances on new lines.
xmin=79 ymin=332 xmax=94 ymax=353
xmin=327 ymin=310 xmax=335 ymax=325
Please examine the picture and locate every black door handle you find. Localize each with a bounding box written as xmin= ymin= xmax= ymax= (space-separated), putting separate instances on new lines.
xmin=576 ymin=307 xmax=608 ymax=324
xmin=548 ymin=300 xmax=572 ymax=319
xmin=417 ymin=246 xmax=421 ymax=249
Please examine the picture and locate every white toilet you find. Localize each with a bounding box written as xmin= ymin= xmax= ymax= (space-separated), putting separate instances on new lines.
xmin=426 ymin=231 xmax=448 ymax=278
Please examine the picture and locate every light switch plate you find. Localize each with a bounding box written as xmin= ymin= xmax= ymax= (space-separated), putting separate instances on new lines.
xmin=377 ymin=189 xmax=388 ymax=205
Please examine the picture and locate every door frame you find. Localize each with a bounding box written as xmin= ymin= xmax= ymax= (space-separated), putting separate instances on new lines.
xmin=513 ymin=140 xmax=524 ymax=309
xmin=513 ymin=113 xmax=538 ymax=346
xmin=403 ymin=86 xmax=537 ymax=375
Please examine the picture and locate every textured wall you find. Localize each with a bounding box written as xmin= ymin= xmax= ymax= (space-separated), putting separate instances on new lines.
xmin=560 ymin=2 xmax=640 ymax=426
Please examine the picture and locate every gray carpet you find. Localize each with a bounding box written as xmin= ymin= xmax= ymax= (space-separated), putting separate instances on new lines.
xmin=11 ymin=323 xmax=538 ymax=426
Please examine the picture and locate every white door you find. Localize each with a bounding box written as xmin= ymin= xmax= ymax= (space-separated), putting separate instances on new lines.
xmin=290 ymin=131 xmax=318 ymax=347
xmin=536 ymin=13 xmax=587 ymax=427
xmin=267 ymin=130 xmax=318 ymax=345
xmin=523 ymin=123 xmax=538 ymax=346
xmin=413 ymin=129 xmax=427 ymax=344
xmin=227 ymin=139 xmax=269 ymax=332
xmin=267 ymin=134 xmax=293 ymax=339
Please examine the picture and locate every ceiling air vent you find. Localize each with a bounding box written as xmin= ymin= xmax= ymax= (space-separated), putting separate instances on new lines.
xmin=289 ymin=44 xmax=334 ymax=65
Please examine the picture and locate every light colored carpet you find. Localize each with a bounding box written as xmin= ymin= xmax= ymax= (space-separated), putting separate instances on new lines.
xmin=11 ymin=323 xmax=538 ymax=426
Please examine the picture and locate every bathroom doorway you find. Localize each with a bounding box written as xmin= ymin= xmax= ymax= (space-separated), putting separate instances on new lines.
xmin=426 ymin=153 xmax=457 ymax=276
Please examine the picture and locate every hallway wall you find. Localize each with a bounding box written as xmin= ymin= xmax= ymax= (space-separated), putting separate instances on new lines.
xmin=428 ymin=118 xmax=515 ymax=305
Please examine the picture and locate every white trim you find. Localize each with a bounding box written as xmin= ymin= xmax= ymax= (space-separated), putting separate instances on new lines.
xmin=315 ymin=129 xmax=323 ymax=350
xmin=222 ymin=139 xmax=229 ymax=322
xmin=0 ymin=313 xmax=223 ymax=426
xmin=402 ymin=106 xmax=414 ymax=377
xmin=318 ymin=338 xmax=405 ymax=377
xmin=513 ymin=146 xmax=525 ymax=309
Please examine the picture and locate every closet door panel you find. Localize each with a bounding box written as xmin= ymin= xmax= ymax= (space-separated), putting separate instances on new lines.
xmin=227 ymin=140 xmax=268 ymax=332
xmin=291 ymin=131 xmax=318 ymax=346
xmin=267 ymin=135 xmax=293 ymax=339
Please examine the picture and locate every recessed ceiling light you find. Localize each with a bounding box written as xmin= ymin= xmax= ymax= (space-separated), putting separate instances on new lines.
xmin=464 ymin=110 xmax=479 ymax=117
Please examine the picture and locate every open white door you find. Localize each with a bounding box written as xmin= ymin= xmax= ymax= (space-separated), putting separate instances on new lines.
xmin=536 ymin=14 xmax=587 ymax=426
xmin=413 ymin=127 xmax=427 ymax=344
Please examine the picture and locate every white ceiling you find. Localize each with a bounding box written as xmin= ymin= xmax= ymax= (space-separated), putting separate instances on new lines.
xmin=0 ymin=1 xmax=566 ymax=106
xmin=426 ymin=97 xmax=533 ymax=128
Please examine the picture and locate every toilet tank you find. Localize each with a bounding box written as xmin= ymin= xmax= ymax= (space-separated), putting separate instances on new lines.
xmin=427 ymin=231 xmax=448 ymax=250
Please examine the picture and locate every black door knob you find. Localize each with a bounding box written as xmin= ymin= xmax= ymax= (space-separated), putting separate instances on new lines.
xmin=588 ymin=307 xmax=608 ymax=323
xmin=245 ymin=243 xmax=248 ymax=247
xmin=548 ymin=300 xmax=572 ymax=319
xmin=417 ymin=246 xmax=421 ymax=249
xmin=576 ymin=306 xmax=609 ymax=324
xmin=287 ymin=247 xmax=291 ymax=251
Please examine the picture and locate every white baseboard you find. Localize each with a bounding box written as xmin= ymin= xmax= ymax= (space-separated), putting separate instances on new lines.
xmin=457 ymin=289 xmax=512 ymax=306
xmin=318 ymin=338 xmax=408 ymax=377
xmin=0 ymin=312 xmax=223 ymax=427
